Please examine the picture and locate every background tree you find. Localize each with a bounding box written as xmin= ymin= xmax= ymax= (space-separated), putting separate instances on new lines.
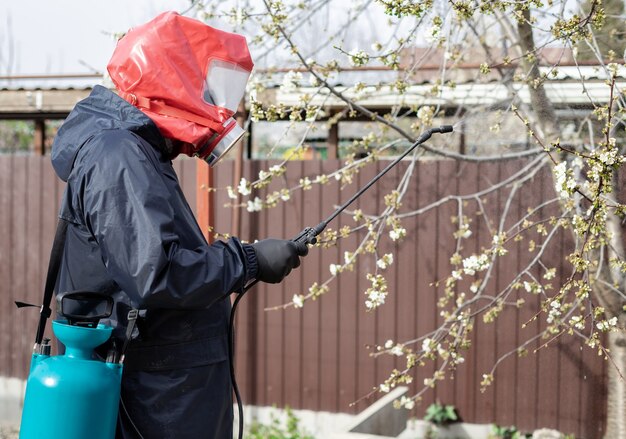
xmin=194 ymin=0 xmax=625 ymax=436
xmin=575 ymin=0 xmax=626 ymax=62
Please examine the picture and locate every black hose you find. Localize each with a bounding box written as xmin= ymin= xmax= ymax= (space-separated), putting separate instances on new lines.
xmin=229 ymin=291 xmax=247 ymax=439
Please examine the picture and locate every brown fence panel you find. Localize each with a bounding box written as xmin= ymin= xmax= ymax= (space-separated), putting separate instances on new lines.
xmin=221 ymin=159 xmax=607 ymax=438
xmin=0 ymin=157 xmax=61 ymax=379
xmin=0 ymin=155 xmax=609 ymax=437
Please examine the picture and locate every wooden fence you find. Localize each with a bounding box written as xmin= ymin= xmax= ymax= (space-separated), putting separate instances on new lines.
xmin=0 ymin=155 xmax=607 ymax=438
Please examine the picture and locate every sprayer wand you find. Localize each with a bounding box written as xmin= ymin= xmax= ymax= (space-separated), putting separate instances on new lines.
xmin=291 ymin=125 xmax=454 ymax=246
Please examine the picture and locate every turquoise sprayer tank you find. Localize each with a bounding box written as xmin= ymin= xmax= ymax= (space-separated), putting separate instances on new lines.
xmin=19 ymin=320 xmax=122 ymax=439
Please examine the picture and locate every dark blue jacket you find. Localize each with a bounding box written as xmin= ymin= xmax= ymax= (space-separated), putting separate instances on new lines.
xmin=51 ymin=85 xmax=257 ymax=438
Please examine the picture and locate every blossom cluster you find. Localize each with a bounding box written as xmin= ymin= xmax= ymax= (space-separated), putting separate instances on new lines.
xmin=462 ymin=253 xmax=490 ymax=276
xmin=364 ymin=273 xmax=388 ymax=310
xmin=552 ymin=161 xmax=576 ymax=199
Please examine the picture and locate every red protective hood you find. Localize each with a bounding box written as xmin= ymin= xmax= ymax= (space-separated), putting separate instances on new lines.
xmin=107 ymin=11 xmax=254 ymax=154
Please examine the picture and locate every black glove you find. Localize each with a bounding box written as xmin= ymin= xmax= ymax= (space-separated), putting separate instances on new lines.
xmin=251 ymin=239 xmax=308 ymax=284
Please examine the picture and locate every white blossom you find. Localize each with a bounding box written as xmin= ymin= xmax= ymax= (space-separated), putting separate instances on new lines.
xmin=246 ymin=197 xmax=263 ymax=212
xmin=597 ymin=146 xmax=622 ymax=166
xmin=349 ymin=49 xmax=370 ymax=67
xmin=569 ymin=315 xmax=586 ymax=330
xmin=552 ymin=162 xmax=576 ymax=199
xmin=546 ymin=299 xmax=562 ymax=324
xmin=457 ymin=223 xmax=471 ymax=239
xmin=596 ymin=317 xmax=618 ymax=332
xmin=543 ymin=268 xmax=556 ymax=280
xmin=329 ymin=264 xmax=340 ymax=276
xmin=399 ymin=396 xmax=415 ymax=410
xmin=280 ymin=71 xmax=303 ymax=93
xmin=379 ymin=383 xmax=390 ymax=393
xmin=280 ymin=190 xmax=291 ymax=201
xmin=365 ymin=290 xmax=386 ymax=310
xmin=300 ymin=176 xmax=312 ymax=190
xmin=462 ymin=254 xmax=490 ymax=275
xmin=389 ymin=227 xmax=407 ymax=241
xmin=417 ymin=106 xmax=434 ymax=125
xmin=390 ymin=344 xmax=404 ymax=356
xmin=550 ymin=300 xmax=560 ymax=309
xmin=237 ymin=178 xmax=251 ymax=196
xmin=292 ymin=294 xmax=304 ymax=308
xmin=376 ymin=253 xmax=394 ymax=270
xmin=421 ymin=338 xmax=432 ymax=353
xmin=227 ymin=186 xmax=237 ymax=200
xmin=269 ymin=164 xmax=283 ymax=174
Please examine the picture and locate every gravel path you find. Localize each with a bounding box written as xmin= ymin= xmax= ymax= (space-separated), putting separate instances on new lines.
xmin=0 ymin=424 xmax=19 ymax=439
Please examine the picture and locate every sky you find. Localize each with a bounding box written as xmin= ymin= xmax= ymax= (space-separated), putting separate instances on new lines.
xmin=1 ymin=0 xmax=398 ymax=78
xmin=1 ymin=0 xmax=190 ymax=75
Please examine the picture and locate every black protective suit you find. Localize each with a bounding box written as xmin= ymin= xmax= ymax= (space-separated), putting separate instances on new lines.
xmin=51 ymin=85 xmax=258 ymax=438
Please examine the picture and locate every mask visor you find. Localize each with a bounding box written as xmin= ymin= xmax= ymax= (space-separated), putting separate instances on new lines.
xmin=204 ymin=121 xmax=245 ymax=167
xmin=203 ymin=59 xmax=250 ymax=113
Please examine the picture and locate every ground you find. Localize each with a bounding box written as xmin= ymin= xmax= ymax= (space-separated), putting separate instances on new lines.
xmin=0 ymin=424 xmax=18 ymax=439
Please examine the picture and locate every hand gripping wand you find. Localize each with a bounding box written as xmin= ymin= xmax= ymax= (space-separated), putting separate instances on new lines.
xmin=230 ymin=125 xmax=453 ymax=439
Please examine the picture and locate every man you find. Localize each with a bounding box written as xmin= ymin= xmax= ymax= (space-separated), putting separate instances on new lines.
xmin=51 ymin=11 xmax=306 ymax=438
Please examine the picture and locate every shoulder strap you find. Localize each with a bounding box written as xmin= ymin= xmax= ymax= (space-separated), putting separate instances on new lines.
xmin=16 ymin=219 xmax=69 ymax=349
xmin=32 ymin=219 xmax=69 ymax=347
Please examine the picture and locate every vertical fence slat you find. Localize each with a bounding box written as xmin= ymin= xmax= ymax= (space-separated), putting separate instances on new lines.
xmin=276 ymin=163 xmax=302 ymax=408
xmin=299 ymin=160 xmax=322 ymax=409
xmin=374 ymin=160 xmax=400 ymax=400
xmin=0 ymin=155 xmax=13 ymax=375
xmin=319 ymin=159 xmax=341 ymax=412
xmin=472 ymin=160 xmax=498 ymax=424
xmin=434 ymin=160 xmax=459 ymax=407
xmin=396 ymin=161 xmax=419 ymax=418
xmin=454 ymin=160 xmax=479 ymax=420
xmin=260 ymin=162 xmax=287 ymax=405
xmin=336 ymin=158 xmax=359 ymax=413
xmin=493 ymin=160 xmax=518 ymax=427
xmin=513 ymin=165 xmax=542 ymax=432
xmin=354 ymin=160 xmax=380 ymax=412
xmin=18 ymin=157 xmax=44 ymax=378
xmin=414 ymin=160 xmax=439 ymax=412
xmin=11 ymin=157 xmax=28 ymax=377
xmin=535 ymin=166 xmax=561 ymax=431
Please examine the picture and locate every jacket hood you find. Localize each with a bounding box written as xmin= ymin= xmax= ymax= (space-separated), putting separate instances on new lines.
xmin=51 ymin=85 xmax=165 ymax=182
